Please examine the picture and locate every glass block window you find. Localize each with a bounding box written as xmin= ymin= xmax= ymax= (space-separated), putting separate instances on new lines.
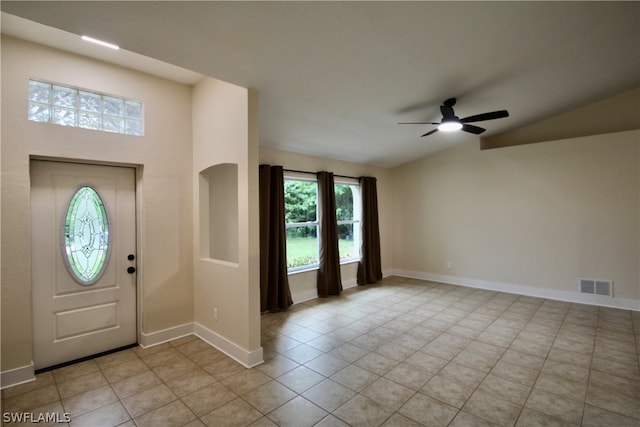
xmin=63 ymin=186 xmax=111 ymax=285
xmin=28 ymin=79 xmax=144 ymax=136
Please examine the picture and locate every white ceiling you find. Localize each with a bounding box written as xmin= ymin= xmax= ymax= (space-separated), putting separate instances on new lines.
xmin=2 ymin=1 xmax=639 ymax=167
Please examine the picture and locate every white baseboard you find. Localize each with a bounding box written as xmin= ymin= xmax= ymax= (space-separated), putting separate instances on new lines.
xmin=194 ymin=322 xmax=263 ymax=368
xmin=393 ymin=269 xmax=640 ymax=311
xmin=139 ymin=323 xmax=195 ymax=348
xmin=1 ymin=362 xmax=35 ymax=390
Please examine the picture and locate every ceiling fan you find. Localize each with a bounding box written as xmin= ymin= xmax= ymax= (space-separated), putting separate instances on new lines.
xmin=399 ymin=98 xmax=509 ymax=137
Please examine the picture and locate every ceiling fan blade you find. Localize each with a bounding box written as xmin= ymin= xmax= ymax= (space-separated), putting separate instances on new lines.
xmin=421 ymin=129 xmax=439 ymax=137
xmin=398 ymin=122 xmax=440 ymax=125
xmin=462 ymin=124 xmax=486 ymax=134
xmin=460 ymin=110 xmax=509 ymax=123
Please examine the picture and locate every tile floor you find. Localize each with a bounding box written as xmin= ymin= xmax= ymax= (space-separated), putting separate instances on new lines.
xmin=2 ymin=276 xmax=639 ymax=426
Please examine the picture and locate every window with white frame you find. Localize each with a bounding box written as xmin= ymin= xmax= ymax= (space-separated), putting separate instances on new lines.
xmin=28 ymin=79 xmax=144 ymax=136
xmin=284 ymin=175 xmax=361 ymax=272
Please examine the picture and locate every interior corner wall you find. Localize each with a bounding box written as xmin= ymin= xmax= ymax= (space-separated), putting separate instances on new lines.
xmin=192 ymin=78 xmax=261 ymax=363
xmin=391 ymin=130 xmax=640 ymax=308
xmin=0 ymin=36 xmax=194 ymax=374
xmin=258 ymin=147 xmax=394 ymax=302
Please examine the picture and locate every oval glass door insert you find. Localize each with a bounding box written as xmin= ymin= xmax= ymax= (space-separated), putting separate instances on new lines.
xmin=62 ymin=186 xmax=111 ymax=285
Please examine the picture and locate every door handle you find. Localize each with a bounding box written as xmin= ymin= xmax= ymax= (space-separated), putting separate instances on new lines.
xmin=127 ymin=266 xmax=136 ymax=274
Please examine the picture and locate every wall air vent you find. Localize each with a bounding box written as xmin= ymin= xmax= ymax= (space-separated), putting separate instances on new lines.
xmin=579 ymin=279 xmax=612 ymax=297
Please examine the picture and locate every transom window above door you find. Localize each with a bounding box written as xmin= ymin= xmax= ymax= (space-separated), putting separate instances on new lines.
xmin=28 ymin=79 xmax=144 ymax=136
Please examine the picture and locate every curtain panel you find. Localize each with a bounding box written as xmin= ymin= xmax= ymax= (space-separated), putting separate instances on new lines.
xmin=357 ymin=176 xmax=383 ymax=285
xmin=259 ymin=164 xmax=293 ymax=312
xmin=316 ymin=171 xmax=343 ymax=296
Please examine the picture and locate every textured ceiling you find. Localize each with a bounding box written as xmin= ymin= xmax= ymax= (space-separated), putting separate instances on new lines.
xmin=2 ymin=1 xmax=639 ymax=167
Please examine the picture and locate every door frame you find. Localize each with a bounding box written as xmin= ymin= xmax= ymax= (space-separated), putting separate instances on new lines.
xmin=29 ymin=155 xmax=144 ymax=358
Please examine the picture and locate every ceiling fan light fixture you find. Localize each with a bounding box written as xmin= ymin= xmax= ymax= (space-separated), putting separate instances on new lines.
xmin=438 ymin=120 xmax=463 ymax=132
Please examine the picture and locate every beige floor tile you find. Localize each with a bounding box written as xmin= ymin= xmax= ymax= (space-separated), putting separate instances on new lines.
xmin=449 ymin=411 xmax=501 ymax=427
xmin=94 ymin=348 xmax=140 ymax=370
xmin=165 ymin=369 xmax=218 ymax=396
xmin=586 ymin=382 xmax=640 ymax=420
xmin=255 ymin=353 xmax=300 ymax=378
xmin=533 ymin=372 xmax=587 ymax=401
xmin=101 ymin=359 xmax=149 ymax=383
xmin=175 ymin=338 xmax=214 ymax=356
xmin=315 ymin=414 xmax=350 ymax=427
xmin=438 ymin=362 xmax=486 ymax=388
xmin=181 ymin=382 xmax=238 ymax=416
xmin=140 ymin=347 xmax=186 ymax=368
xmin=203 ymin=358 xmax=246 ymax=380
xmin=329 ymin=343 xmax=370 ymax=363
xmin=478 ymin=374 xmax=532 ymax=406
xmin=120 ymin=383 xmax=177 ymax=418
xmin=582 ymin=404 xmax=640 ymax=427
xmin=304 ymin=353 xmax=350 ymax=376
xmin=267 ymin=396 xmax=327 ymax=427
xmin=302 ymin=378 xmax=355 ymax=412
xmin=354 ymin=352 xmax=399 ymax=375
xmin=330 ymin=364 xmax=380 ymax=392
xmin=588 ymin=369 xmax=640 ymax=398
xmin=134 ymin=399 xmax=197 ymax=427
xmin=398 ymin=392 xmax=458 ymax=426
xmin=333 ymin=394 xmax=394 ymax=427
xmin=52 ymin=360 xmax=100 ymax=384
xmin=383 ymin=362 xmax=433 ymax=391
xmin=542 ymin=359 xmax=590 ymax=384
xmin=361 ymin=377 xmax=415 ymax=411
xmin=69 ymin=401 xmax=130 ymax=427
xmin=62 ymin=385 xmax=118 ymax=418
xmin=380 ymin=412 xmax=423 ymax=426
xmin=490 ymin=359 xmax=539 ymax=387
xmin=201 ymin=398 xmax=263 ymax=427
xmin=463 ymin=389 xmax=522 ymax=426
xmin=242 ymin=380 xmax=296 ymax=414
xmin=515 ymin=407 xmax=577 ymax=427
xmin=421 ymin=373 xmax=477 ymax=408
xmin=221 ymin=369 xmax=271 ymax=395
xmin=3 ymin=384 xmax=60 ymax=413
xmin=187 ymin=347 xmax=229 ymax=367
xmin=111 ymin=370 xmax=162 ymax=399
xmin=403 ymin=351 xmax=448 ymax=374
xmin=57 ymin=371 xmax=108 ymax=399
xmin=525 ymin=387 xmax=584 ymax=425
xmin=277 ymin=366 xmax=325 ymax=394
xmin=1 ymin=372 xmax=54 ymax=399
xmin=152 ymin=356 xmax=200 ymax=382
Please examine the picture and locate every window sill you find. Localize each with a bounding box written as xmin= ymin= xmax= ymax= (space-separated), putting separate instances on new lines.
xmin=287 ymin=258 xmax=361 ymax=276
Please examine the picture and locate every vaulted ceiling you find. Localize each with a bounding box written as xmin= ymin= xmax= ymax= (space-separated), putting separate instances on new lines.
xmin=2 ymin=1 xmax=639 ymax=167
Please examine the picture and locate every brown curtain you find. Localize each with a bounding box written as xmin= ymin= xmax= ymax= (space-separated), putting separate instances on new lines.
xmin=357 ymin=176 xmax=383 ymax=285
xmin=259 ymin=165 xmax=293 ymax=312
xmin=316 ymin=171 xmax=342 ymax=296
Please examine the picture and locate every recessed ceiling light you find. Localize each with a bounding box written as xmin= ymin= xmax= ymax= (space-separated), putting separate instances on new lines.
xmin=81 ymin=35 xmax=119 ymax=50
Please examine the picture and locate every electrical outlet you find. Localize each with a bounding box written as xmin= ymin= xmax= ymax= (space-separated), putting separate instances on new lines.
xmin=213 ymin=308 xmax=218 ymax=320
xmin=447 ymin=261 xmax=452 ymax=269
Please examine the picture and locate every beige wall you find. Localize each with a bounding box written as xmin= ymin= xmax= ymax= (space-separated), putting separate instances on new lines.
xmin=192 ymin=78 xmax=261 ymax=363
xmin=392 ymin=130 xmax=640 ymax=305
xmin=259 ymin=147 xmax=394 ymax=301
xmin=1 ymin=36 xmax=194 ymax=372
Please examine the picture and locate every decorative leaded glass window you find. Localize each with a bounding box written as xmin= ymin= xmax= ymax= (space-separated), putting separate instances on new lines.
xmin=28 ymin=79 xmax=144 ymax=136
xmin=63 ymin=186 xmax=111 ymax=285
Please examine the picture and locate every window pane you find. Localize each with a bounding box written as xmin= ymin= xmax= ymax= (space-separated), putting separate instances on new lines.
xmin=79 ymin=112 xmax=101 ymax=130
xmin=284 ymin=180 xmax=317 ymax=223
xmin=125 ymin=119 xmax=143 ymax=136
xmin=52 ymin=107 xmax=77 ymax=126
xmin=28 ymin=103 xmax=50 ymax=122
xmin=79 ymin=91 xmax=101 ymax=113
xmin=286 ymin=225 xmax=318 ymax=268
xmin=103 ymin=115 xmax=124 ymax=133
xmin=103 ymin=96 xmax=124 ymax=116
xmin=29 ymin=80 xmax=50 ymax=103
xmin=335 ymin=184 xmax=354 ymax=221
xmin=125 ymin=100 xmax=143 ymax=119
xmin=63 ymin=186 xmax=110 ymax=285
xmin=338 ymin=223 xmax=358 ymax=259
xmin=52 ymin=85 xmax=77 ymax=108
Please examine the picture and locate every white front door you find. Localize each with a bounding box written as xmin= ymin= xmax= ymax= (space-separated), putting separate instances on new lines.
xmin=31 ymin=160 xmax=137 ymax=370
